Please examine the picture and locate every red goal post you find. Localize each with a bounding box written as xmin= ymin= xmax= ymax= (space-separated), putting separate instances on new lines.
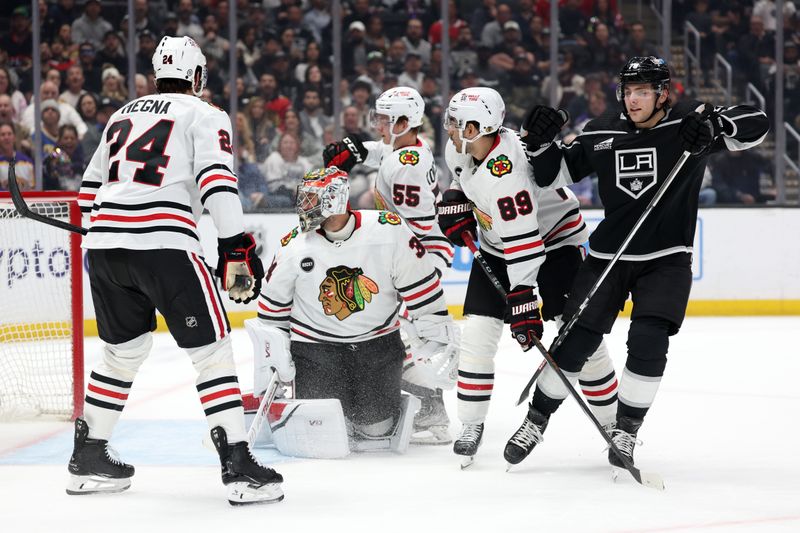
xmin=0 ymin=191 xmax=84 ymax=420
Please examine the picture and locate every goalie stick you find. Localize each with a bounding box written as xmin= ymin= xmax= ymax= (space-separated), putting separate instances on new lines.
xmin=462 ymin=232 xmax=664 ymax=490
xmin=246 ymin=368 xmax=281 ymax=448
xmin=515 ymin=150 xmax=692 ymax=407
xmin=6 ymin=159 xmax=252 ymax=290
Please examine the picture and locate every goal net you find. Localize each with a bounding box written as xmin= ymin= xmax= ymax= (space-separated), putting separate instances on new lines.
xmin=0 ymin=192 xmax=83 ymax=420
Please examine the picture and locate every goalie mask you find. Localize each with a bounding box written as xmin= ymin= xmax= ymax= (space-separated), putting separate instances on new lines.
xmin=296 ymin=167 xmax=350 ymax=232
xmin=152 ymin=36 xmax=208 ymax=97
xmin=444 ymin=87 xmax=505 ymax=154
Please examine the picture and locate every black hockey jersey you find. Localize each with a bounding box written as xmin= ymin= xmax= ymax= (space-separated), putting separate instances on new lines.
xmin=530 ymin=100 xmax=769 ymax=260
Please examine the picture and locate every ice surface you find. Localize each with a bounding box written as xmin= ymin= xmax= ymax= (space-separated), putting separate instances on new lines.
xmin=2 ymin=317 xmax=799 ymax=532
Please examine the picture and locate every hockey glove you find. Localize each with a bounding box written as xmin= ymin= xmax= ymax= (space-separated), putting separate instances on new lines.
xmin=216 ymin=232 xmax=264 ymax=304
xmin=520 ymin=106 xmax=570 ymax=152
xmin=507 ymin=285 xmax=543 ymax=351
xmin=322 ymin=134 xmax=369 ymax=172
xmin=401 ymin=314 xmax=460 ymax=390
xmin=678 ymin=104 xmax=732 ymax=155
xmin=436 ymin=189 xmax=477 ymax=248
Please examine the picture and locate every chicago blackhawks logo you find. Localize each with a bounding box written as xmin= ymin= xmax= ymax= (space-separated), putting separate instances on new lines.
xmin=280 ymin=228 xmax=299 ymax=247
xmin=487 ymin=155 xmax=512 ymax=177
xmin=398 ymin=149 xmax=420 ymax=166
xmin=374 ymin=190 xmax=388 ymax=210
xmin=474 ymin=207 xmax=493 ymax=230
xmin=378 ymin=211 xmax=401 ymax=225
xmin=318 ymin=266 xmax=379 ymax=321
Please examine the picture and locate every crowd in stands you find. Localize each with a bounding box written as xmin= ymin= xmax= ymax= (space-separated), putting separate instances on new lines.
xmin=0 ymin=0 xmax=791 ymax=208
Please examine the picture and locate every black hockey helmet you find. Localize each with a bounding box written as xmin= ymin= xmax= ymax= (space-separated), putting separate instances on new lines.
xmin=616 ymin=56 xmax=670 ymax=102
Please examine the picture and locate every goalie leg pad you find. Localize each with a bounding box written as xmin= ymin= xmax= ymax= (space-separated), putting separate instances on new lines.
xmin=350 ymin=394 xmax=421 ymax=454
xmin=456 ymin=315 xmax=503 ymax=424
xmin=265 ymin=398 xmax=350 ymax=459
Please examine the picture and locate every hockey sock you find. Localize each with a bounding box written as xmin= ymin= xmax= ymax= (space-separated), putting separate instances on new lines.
xmin=618 ymin=317 xmax=670 ymax=419
xmin=578 ymin=340 xmax=618 ymax=427
xmin=84 ymin=333 xmax=152 ymax=440
xmin=456 ymin=315 xmax=503 ymax=424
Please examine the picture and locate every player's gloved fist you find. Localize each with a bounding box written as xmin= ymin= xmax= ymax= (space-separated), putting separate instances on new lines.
xmin=437 ymin=189 xmax=477 ymax=247
xmin=520 ymin=106 xmax=570 ymax=152
xmin=216 ymin=232 xmax=264 ymax=304
xmin=322 ymin=134 xmax=368 ymax=172
xmin=507 ymin=285 xmax=543 ymax=351
xmin=678 ymin=104 xmax=731 ymax=155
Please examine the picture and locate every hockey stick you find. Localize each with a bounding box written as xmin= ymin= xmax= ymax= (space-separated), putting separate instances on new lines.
xmin=515 ymin=150 xmax=692 ymax=407
xmin=462 ymin=232 xmax=664 ymax=490
xmin=246 ymin=368 xmax=281 ymax=448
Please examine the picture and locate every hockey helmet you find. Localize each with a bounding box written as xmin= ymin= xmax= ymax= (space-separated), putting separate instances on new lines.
xmin=152 ymin=36 xmax=207 ymax=97
xmin=444 ymin=87 xmax=505 ymax=153
xmin=371 ymin=86 xmax=425 ymax=129
xmin=296 ymin=167 xmax=350 ymax=232
xmin=616 ymin=56 xmax=670 ymax=102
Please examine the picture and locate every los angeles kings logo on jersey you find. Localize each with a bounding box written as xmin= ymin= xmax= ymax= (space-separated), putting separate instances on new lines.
xmin=615 ymin=148 xmax=657 ymax=198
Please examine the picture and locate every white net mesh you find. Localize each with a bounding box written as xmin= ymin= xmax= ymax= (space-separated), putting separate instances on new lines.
xmin=0 ymin=198 xmax=80 ymax=419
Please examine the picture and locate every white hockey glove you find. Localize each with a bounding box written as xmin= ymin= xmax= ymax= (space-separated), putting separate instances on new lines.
xmin=402 ymin=314 xmax=460 ymax=390
xmin=245 ymin=319 xmax=295 ymax=395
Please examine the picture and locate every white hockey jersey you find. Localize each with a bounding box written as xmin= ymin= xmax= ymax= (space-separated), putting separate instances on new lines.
xmin=362 ymin=138 xmax=454 ymax=270
xmin=257 ymin=210 xmax=447 ymax=344
xmin=77 ymin=93 xmax=243 ymax=253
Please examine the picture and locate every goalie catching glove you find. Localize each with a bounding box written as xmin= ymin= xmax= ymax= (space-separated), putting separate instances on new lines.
xmin=216 ymin=233 xmax=264 ymax=304
xmin=507 ymin=285 xmax=543 ymax=351
xmin=402 ymin=313 xmax=460 ymax=390
xmin=322 ymin=134 xmax=369 ymax=172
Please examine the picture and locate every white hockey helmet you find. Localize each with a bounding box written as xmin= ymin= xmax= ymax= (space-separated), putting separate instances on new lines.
xmin=296 ymin=167 xmax=351 ymax=232
xmin=152 ymin=36 xmax=207 ymax=97
xmin=444 ymin=87 xmax=505 ymax=153
xmin=370 ymin=86 xmax=425 ymax=145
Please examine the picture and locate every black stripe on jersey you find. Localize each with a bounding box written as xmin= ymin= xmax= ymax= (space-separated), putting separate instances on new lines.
xmin=500 ymin=229 xmax=540 ymax=243
xmin=90 ymin=225 xmax=199 ymax=240
xmin=457 ymin=393 xmax=492 ymax=402
xmin=404 ymin=290 xmax=445 ymax=311
xmin=429 ymin=250 xmax=452 ymax=266
xmin=196 ymin=163 xmax=236 ymax=183
xmin=420 ymin=235 xmax=451 ymax=243
xmin=546 ymin=224 xmax=586 ymax=248
xmin=505 ymin=249 xmax=546 ymax=265
xmin=587 ymin=394 xmax=618 ymax=407
xmin=196 ymin=375 xmax=239 ymax=392
xmin=291 ymin=306 xmax=399 ymax=340
xmin=458 ymin=370 xmax=494 ymax=379
xmin=85 ymin=396 xmax=124 ymax=411
xmin=90 ymin=371 xmax=132 ymax=388
xmin=204 ymin=400 xmax=243 ymax=416
xmin=257 ymin=313 xmax=290 ymax=323
xmin=201 ymin=186 xmax=239 ymax=205
xmin=397 ymin=270 xmax=438 ymax=293
xmin=94 ymin=200 xmax=193 ymax=213
xmin=81 ymin=181 xmax=102 ymax=189
xmin=543 ymin=208 xmax=580 ymax=240
xmin=262 ymin=295 xmax=293 ymax=308
xmin=579 ymin=371 xmax=616 ymax=387
xmin=408 ymin=214 xmax=436 ymax=221
xmin=80 ymin=205 xmax=92 ymax=214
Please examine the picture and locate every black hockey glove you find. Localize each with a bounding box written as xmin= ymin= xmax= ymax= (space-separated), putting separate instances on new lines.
xmin=323 ymin=134 xmax=369 ymax=172
xmin=520 ymin=106 xmax=570 ymax=152
xmin=436 ymin=189 xmax=477 ymax=248
xmin=216 ymin=232 xmax=264 ymax=304
xmin=678 ymin=104 xmax=731 ymax=155
xmin=507 ymin=286 xmax=543 ymax=351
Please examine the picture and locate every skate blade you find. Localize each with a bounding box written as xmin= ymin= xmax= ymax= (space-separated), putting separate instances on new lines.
xmin=611 ymin=466 xmax=622 ymax=483
xmin=66 ymin=474 xmax=131 ymax=495
xmin=227 ymin=482 xmax=284 ymax=506
xmin=459 ymin=456 xmax=475 ymax=469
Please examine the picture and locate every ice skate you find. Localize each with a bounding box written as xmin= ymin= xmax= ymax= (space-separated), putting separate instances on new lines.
xmin=453 ymin=423 xmax=483 ymax=469
xmin=503 ymin=405 xmax=548 ymax=470
xmin=410 ymin=389 xmax=451 ymax=445
xmin=607 ymin=416 xmax=643 ymax=482
xmin=66 ymin=418 xmax=135 ymax=495
xmin=210 ymin=426 xmax=284 ymax=505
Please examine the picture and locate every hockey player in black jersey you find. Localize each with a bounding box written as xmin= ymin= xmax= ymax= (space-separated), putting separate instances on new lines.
xmin=511 ymin=56 xmax=769 ymax=474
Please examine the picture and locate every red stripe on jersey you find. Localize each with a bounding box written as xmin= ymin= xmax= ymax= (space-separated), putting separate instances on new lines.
xmin=199 ymin=174 xmax=238 ymax=189
xmin=546 ymin=215 xmax=584 ymax=241
xmin=404 ymin=279 xmax=440 ymax=301
xmin=200 ymin=387 xmax=242 ymax=404
xmin=258 ymin=300 xmax=291 ymax=314
xmin=458 ymin=381 xmax=493 ymax=391
xmin=582 ymin=380 xmax=618 ymax=397
xmin=408 ymin=220 xmax=433 ymax=231
xmin=190 ymin=253 xmax=226 ymax=339
xmin=87 ymin=383 xmax=129 ymax=400
xmin=90 ymin=212 xmax=197 ymax=227
xmin=425 ymin=245 xmax=455 ymax=257
xmin=77 ymin=193 xmax=96 ymax=202
xmin=504 ymin=239 xmax=544 ymax=255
